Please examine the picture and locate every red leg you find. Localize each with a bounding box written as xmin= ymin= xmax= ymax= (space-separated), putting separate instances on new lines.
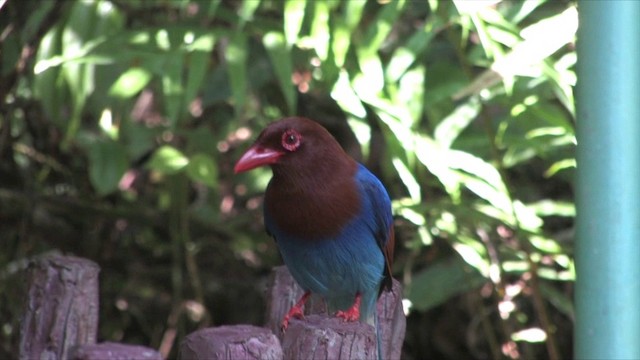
xmin=336 ymin=293 xmax=361 ymax=322
xmin=281 ymin=291 xmax=310 ymax=331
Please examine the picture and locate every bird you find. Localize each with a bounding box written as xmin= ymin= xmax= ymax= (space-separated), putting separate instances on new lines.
xmin=234 ymin=117 xmax=394 ymax=352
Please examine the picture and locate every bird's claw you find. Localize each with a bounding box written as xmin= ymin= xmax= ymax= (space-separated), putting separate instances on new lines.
xmin=335 ymin=307 xmax=360 ymax=322
xmin=281 ymin=306 xmax=304 ymax=332
xmin=336 ymin=293 xmax=362 ymax=322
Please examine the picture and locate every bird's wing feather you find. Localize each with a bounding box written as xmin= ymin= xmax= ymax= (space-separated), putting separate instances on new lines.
xmin=356 ymin=164 xmax=394 ymax=292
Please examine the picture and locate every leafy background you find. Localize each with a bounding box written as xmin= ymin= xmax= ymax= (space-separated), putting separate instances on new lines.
xmin=0 ymin=0 xmax=576 ymax=359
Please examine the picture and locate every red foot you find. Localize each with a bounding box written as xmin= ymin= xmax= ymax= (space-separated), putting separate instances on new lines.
xmin=281 ymin=292 xmax=310 ymax=331
xmin=336 ymin=293 xmax=362 ymax=322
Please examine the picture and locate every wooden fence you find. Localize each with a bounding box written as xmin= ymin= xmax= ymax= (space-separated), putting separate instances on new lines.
xmin=19 ymin=255 xmax=406 ymax=359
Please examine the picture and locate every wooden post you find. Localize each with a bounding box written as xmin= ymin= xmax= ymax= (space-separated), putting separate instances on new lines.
xmin=265 ymin=266 xmax=326 ymax=336
xmin=376 ymin=279 xmax=406 ymax=360
xmin=179 ymin=325 xmax=282 ymax=360
xmin=70 ymin=342 xmax=162 ymax=360
xmin=282 ymin=315 xmax=377 ymax=360
xmin=265 ymin=266 xmax=406 ymax=360
xmin=19 ymin=255 xmax=100 ymax=360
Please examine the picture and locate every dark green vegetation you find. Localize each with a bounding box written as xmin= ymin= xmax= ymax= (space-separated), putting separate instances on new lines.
xmin=0 ymin=0 xmax=576 ymax=359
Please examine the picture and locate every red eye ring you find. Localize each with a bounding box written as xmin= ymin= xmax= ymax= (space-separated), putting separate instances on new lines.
xmin=281 ymin=129 xmax=302 ymax=151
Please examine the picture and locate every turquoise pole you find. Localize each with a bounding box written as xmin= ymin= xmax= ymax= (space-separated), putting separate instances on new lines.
xmin=575 ymin=1 xmax=640 ymax=359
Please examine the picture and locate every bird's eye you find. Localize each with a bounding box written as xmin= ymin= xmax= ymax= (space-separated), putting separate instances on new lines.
xmin=281 ymin=129 xmax=302 ymax=151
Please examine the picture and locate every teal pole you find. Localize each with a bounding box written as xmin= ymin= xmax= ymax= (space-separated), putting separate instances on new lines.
xmin=575 ymin=1 xmax=640 ymax=359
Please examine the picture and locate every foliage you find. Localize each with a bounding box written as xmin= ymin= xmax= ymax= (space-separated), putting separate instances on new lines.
xmin=0 ymin=0 xmax=576 ymax=359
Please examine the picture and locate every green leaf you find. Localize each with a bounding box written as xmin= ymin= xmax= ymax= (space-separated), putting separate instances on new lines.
xmin=453 ymin=235 xmax=490 ymax=278
xmin=309 ymin=0 xmax=330 ymax=61
xmin=186 ymin=153 xmax=218 ymax=188
xmin=226 ymin=32 xmax=248 ymax=117
xmin=528 ymin=200 xmax=575 ymax=218
xmin=331 ymin=0 xmax=366 ymax=68
xmin=238 ymin=0 xmax=261 ymax=28
xmin=184 ymin=51 xmax=210 ymax=111
xmin=33 ymin=27 xmax=64 ymax=125
xmin=284 ymin=0 xmax=306 ymax=47
xmin=147 ymin=146 xmax=189 ymax=174
xmin=88 ymin=140 xmax=129 ymax=195
xmin=545 ymin=159 xmax=576 ymax=177
xmin=109 ymin=67 xmax=152 ymax=98
xmin=434 ymin=96 xmax=481 ymax=148
xmin=392 ymin=157 xmax=421 ymax=203
xmin=355 ymin=0 xmax=406 ymax=95
xmin=386 ymin=16 xmax=441 ymax=82
xmin=263 ymin=31 xmax=296 ymax=114
xmin=162 ymin=52 xmax=184 ymax=127
xmin=529 ymin=235 xmax=563 ymax=254
xmin=407 ymin=255 xmax=486 ymax=311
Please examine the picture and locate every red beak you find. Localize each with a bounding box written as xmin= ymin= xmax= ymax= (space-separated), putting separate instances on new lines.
xmin=234 ymin=145 xmax=283 ymax=173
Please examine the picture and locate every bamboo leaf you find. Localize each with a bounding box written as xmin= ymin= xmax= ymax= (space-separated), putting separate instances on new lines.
xmin=162 ymin=52 xmax=184 ymax=127
xmin=226 ymin=32 xmax=248 ymax=117
xmin=263 ymin=32 xmax=296 ymax=114
xmin=186 ymin=153 xmax=218 ymax=188
xmin=434 ymin=96 xmax=481 ymax=148
xmin=284 ymin=0 xmax=306 ymax=47
xmin=147 ymin=146 xmax=189 ymax=174
xmin=109 ymin=67 xmax=152 ymax=98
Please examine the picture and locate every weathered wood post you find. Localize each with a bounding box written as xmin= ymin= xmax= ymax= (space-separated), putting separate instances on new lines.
xmin=20 ymin=255 xmax=163 ymax=360
xmin=266 ymin=266 xmax=406 ymax=360
xmin=282 ymin=315 xmax=377 ymax=360
xmin=19 ymin=255 xmax=100 ymax=360
xmin=179 ymin=325 xmax=282 ymax=359
xmin=178 ymin=266 xmax=405 ymax=359
xmin=70 ymin=342 xmax=163 ymax=360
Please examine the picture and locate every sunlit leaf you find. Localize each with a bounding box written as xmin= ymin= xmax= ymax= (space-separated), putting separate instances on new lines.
xmin=386 ymin=16 xmax=440 ymax=82
xmin=453 ymin=236 xmax=490 ymax=278
xmin=147 ymin=145 xmax=189 ymax=174
xmin=414 ymin=135 xmax=462 ymax=202
xmin=392 ymin=157 xmax=421 ymax=203
xmin=237 ymin=0 xmax=261 ymax=28
xmin=226 ymin=32 xmax=248 ymax=117
xmin=504 ymin=0 xmax=546 ymax=24
xmin=185 ymin=33 xmax=215 ymax=52
xmin=263 ymin=32 xmax=296 ymax=114
xmin=511 ymin=328 xmax=547 ymax=343
xmin=33 ymin=27 xmax=64 ymax=124
xmin=109 ymin=67 xmax=152 ymax=98
xmin=284 ymin=0 xmax=306 ymax=47
xmin=448 ymin=150 xmax=511 ymax=211
xmin=528 ymin=200 xmax=575 ymax=217
xmin=331 ymin=71 xmax=367 ymax=118
xmin=186 ymin=153 xmax=218 ymax=188
xmin=330 ymin=0 xmax=366 ymax=68
xmin=162 ymin=52 xmax=184 ymax=127
xmin=454 ymin=6 xmax=578 ymax=99
xmin=397 ymin=66 xmax=426 ymax=122
xmin=529 ymin=235 xmax=563 ymax=254
xmin=355 ymin=0 xmax=406 ymax=94
xmin=545 ymin=159 xmax=576 ymax=177
xmin=309 ymin=0 xmax=330 ymax=61
xmin=434 ymin=96 xmax=481 ymax=148
xmin=513 ymin=200 xmax=543 ymax=232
